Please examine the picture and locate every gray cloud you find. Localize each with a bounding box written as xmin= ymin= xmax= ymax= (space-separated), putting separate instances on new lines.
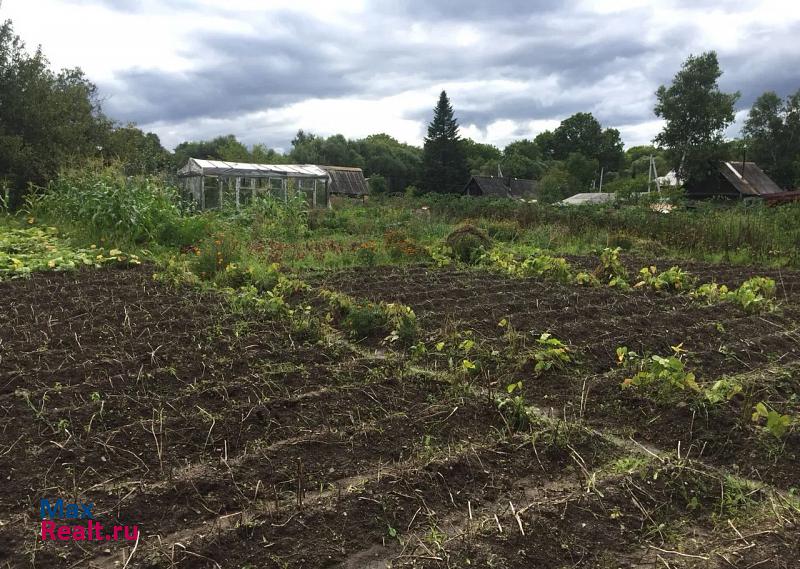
xmin=81 ymin=0 xmax=800 ymax=149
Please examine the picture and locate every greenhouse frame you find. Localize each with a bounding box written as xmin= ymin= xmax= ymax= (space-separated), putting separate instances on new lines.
xmin=177 ymin=158 xmax=331 ymax=209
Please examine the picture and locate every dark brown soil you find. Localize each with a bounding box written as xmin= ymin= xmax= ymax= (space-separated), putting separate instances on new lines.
xmin=1 ymin=261 xmax=798 ymax=568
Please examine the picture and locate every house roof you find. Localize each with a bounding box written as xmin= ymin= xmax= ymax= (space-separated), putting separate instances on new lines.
xmin=322 ymin=166 xmax=369 ymax=196
xmin=719 ymin=162 xmax=782 ymax=196
xmin=465 ymin=176 xmax=513 ymax=197
xmin=510 ymin=178 xmax=538 ymax=197
xmin=178 ymin=158 xmax=329 ymax=179
xmin=463 ymin=176 xmax=537 ymax=198
xmin=559 ymin=192 xmax=616 ymax=206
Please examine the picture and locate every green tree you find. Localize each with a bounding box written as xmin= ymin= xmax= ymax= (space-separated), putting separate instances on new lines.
xmin=624 ymin=146 xmax=668 ymax=178
xmin=461 ymin=138 xmax=501 ymax=175
xmin=654 ymin=51 xmax=740 ymax=184
xmin=173 ymin=134 xmax=251 ymax=168
xmin=0 ymin=20 xmax=108 ymax=206
xmin=288 ymin=130 xmax=324 ymax=163
xmin=743 ymin=90 xmax=800 ymax=188
xmin=534 ymin=130 xmax=557 ymax=160
xmin=421 ymin=91 xmax=469 ymax=193
xmin=320 ymin=134 xmax=364 ymax=167
xmin=538 ymin=166 xmax=571 ymax=203
xmin=502 ymin=139 xmax=546 ymax=178
xmin=356 ymin=133 xmax=422 ymax=193
xmin=565 ymin=152 xmax=599 ymax=190
xmin=102 ymin=124 xmax=170 ymax=175
xmin=547 ymin=113 xmax=624 ymax=172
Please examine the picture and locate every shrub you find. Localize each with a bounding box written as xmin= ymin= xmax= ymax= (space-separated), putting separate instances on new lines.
xmin=369 ymin=175 xmax=388 ymax=195
xmin=193 ymin=233 xmax=241 ymax=280
xmin=445 ymin=224 xmax=491 ymax=264
xmin=354 ymin=241 xmax=379 ymax=266
xmin=482 ymin=220 xmax=520 ymax=242
xmin=343 ymin=303 xmax=388 ymax=340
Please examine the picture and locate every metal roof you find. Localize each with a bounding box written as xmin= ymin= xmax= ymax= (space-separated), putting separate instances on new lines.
xmin=559 ymin=192 xmax=616 ymax=206
xmin=719 ymin=161 xmax=782 ymax=196
xmin=178 ymin=158 xmax=329 ymax=179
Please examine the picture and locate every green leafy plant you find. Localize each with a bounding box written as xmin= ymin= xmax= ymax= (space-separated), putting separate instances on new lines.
xmin=596 ymin=247 xmax=628 ymax=286
xmin=635 ymin=265 xmax=696 ymax=292
xmin=1 ymin=226 xmax=141 ymax=281
xmin=533 ymin=333 xmax=571 ymax=372
xmin=575 ymin=271 xmax=600 ymax=287
xmin=692 ymin=277 xmax=776 ymax=313
xmin=704 ymin=378 xmax=743 ymax=405
xmin=617 ymin=344 xmax=700 ymax=396
xmin=751 ymin=402 xmax=793 ymax=439
xmin=30 ymin=167 xmax=182 ymax=244
xmin=483 ymin=248 xmax=572 ymax=282
xmin=498 ymin=381 xmax=529 ymax=431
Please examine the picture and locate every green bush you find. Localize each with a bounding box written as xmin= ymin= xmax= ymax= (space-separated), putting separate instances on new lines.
xmin=368 ymin=175 xmax=387 ymax=195
xmin=481 ymin=220 xmax=520 ymax=242
xmin=343 ymin=303 xmax=388 ymax=340
xmin=445 ymin=224 xmax=491 ymax=264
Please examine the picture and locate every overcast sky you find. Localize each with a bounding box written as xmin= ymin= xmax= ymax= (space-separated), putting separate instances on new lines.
xmin=4 ymin=0 xmax=799 ymax=152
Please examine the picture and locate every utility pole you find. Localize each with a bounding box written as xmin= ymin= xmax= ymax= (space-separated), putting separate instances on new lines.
xmin=598 ymin=167 xmax=605 ymax=193
xmin=647 ymin=156 xmax=662 ymax=194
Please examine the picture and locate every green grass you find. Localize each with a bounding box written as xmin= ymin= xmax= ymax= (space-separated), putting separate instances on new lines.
xmin=9 ymin=167 xmax=800 ymax=284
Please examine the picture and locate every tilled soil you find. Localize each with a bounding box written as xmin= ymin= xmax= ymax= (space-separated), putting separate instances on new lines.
xmin=1 ymin=262 xmax=798 ymax=568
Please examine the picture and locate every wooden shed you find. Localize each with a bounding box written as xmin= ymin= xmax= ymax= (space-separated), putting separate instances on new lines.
xmin=686 ymin=161 xmax=783 ymax=199
xmin=462 ymin=175 xmax=538 ymax=199
xmin=322 ymin=166 xmax=370 ymax=197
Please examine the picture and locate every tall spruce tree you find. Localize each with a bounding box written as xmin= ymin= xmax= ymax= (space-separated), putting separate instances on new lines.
xmin=422 ymin=91 xmax=469 ymax=193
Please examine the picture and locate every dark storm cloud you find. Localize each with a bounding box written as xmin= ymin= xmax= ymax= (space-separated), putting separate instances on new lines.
xmin=86 ymin=0 xmax=800 ymax=147
xmin=383 ymin=0 xmax=564 ymax=20
xmin=101 ymin=14 xmax=359 ymax=124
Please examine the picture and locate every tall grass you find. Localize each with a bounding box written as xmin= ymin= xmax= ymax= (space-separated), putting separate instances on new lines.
xmin=27 ymin=167 xmax=183 ymax=244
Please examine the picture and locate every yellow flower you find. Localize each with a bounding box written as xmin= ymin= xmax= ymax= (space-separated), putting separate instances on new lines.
xmin=48 ymin=260 xmax=56 ymax=268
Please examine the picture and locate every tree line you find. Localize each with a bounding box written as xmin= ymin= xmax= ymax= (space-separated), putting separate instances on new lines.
xmin=2 ymin=18 xmax=798 ymax=209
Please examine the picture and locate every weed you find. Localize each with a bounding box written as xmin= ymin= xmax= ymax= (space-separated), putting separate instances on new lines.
xmin=354 ymin=241 xmax=378 ymax=266
xmin=193 ymin=233 xmax=241 ymax=280
xmin=344 ymin=303 xmax=388 ymax=340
